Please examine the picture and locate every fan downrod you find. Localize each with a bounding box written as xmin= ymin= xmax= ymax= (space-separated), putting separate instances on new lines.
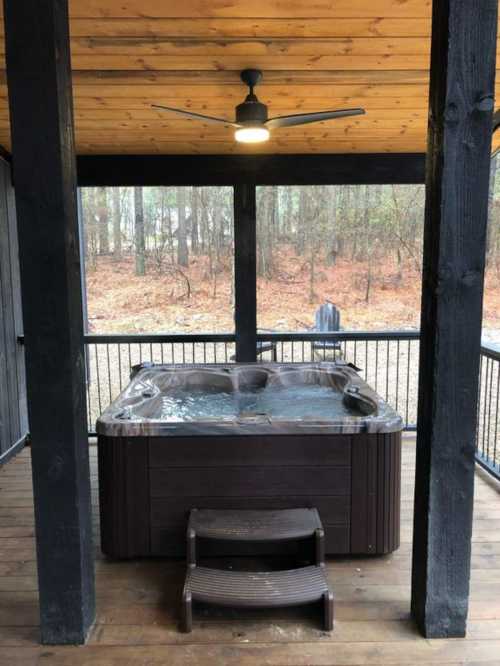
xmin=240 ymin=69 xmax=263 ymax=92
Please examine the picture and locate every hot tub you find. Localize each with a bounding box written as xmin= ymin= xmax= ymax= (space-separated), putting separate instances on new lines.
xmin=96 ymin=362 xmax=403 ymax=559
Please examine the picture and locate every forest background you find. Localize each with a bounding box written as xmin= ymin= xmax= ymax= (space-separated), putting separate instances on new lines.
xmin=81 ymin=168 xmax=500 ymax=343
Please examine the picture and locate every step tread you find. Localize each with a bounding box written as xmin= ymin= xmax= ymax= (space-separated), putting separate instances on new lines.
xmin=184 ymin=565 xmax=331 ymax=608
xmin=188 ymin=508 xmax=323 ymax=542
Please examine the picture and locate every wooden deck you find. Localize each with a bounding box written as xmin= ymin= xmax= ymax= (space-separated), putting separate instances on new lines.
xmin=0 ymin=434 xmax=499 ymax=665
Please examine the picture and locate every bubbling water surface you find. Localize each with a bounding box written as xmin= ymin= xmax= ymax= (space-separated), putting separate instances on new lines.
xmin=157 ymin=383 xmax=359 ymax=421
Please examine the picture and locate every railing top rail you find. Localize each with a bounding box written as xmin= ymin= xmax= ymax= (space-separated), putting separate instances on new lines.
xmin=84 ymin=333 xmax=236 ymax=344
xmin=19 ymin=331 xmax=500 ymax=352
xmin=257 ymin=329 xmax=420 ymax=342
xmin=80 ymin=329 xmax=421 ymax=345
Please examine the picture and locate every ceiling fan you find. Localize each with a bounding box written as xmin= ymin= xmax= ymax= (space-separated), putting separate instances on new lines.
xmin=152 ymin=69 xmax=366 ymax=144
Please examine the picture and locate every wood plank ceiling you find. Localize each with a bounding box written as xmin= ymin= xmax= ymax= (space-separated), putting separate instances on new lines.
xmin=1 ymin=1 xmax=499 ymax=155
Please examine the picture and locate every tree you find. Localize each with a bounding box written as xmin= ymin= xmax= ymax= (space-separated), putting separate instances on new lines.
xmin=97 ymin=186 xmax=109 ymax=255
xmin=487 ymin=154 xmax=498 ymax=269
xmin=326 ymin=185 xmax=339 ymax=266
xmin=177 ymin=187 xmax=189 ymax=267
xmin=257 ymin=187 xmax=276 ymax=278
xmin=191 ymin=187 xmax=200 ymax=255
xmin=82 ymin=188 xmax=98 ymax=271
xmin=134 ymin=186 xmax=146 ymax=276
xmin=296 ymin=188 xmax=307 ymax=256
xmin=112 ymin=187 xmax=122 ymax=259
xmin=362 ymin=185 xmax=374 ymax=302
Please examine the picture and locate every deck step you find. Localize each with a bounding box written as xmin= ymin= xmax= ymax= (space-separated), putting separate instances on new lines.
xmin=188 ymin=508 xmax=323 ymax=542
xmin=182 ymin=565 xmax=333 ymax=631
xmin=182 ymin=508 xmax=333 ymax=632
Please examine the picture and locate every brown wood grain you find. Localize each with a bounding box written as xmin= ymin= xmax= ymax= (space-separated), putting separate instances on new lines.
xmin=0 ymin=0 xmax=498 ymax=154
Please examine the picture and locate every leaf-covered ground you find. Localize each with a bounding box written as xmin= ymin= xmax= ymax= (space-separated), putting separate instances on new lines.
xmin=86 ymin=249 xmax=500 ymax=341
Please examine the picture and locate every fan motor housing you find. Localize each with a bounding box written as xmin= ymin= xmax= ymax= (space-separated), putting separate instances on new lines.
xmin=235 ymin=98 xmax=269 ymax=125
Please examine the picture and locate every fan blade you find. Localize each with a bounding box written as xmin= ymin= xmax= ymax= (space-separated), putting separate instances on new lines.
xmin=152 ymin=104 xmax=240 ymax=127
xmin=265 ymin=108 xmax=365 ymax=129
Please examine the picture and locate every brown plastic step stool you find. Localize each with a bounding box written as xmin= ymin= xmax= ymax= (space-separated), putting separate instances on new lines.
xmin=181 ymin=508 xmax=334 ymax=632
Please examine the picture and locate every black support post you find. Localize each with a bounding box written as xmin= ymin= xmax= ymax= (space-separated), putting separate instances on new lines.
xmin=234 ymin=184 xmax=257 ymax=362
xmin=3 ymin=0 xmax=95 ymax=644
xmin=411 ymin=0 xmax=497 ymax=638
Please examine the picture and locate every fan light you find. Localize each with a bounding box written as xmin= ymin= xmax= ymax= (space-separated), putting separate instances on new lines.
xmin=234 ymin=125 xmax=270 ymax=144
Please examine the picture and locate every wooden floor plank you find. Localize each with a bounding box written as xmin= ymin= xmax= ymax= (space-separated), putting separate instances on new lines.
xmin=0 ymin=435 xmax=499 ymax=663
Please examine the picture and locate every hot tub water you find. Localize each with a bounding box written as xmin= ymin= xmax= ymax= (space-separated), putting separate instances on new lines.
xmin=158 ymin=383 xmax=359 ymax=422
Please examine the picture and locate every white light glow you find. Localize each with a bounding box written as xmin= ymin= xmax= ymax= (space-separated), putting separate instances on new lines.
xmin=234 ymin=126 xmax=270 ymax=144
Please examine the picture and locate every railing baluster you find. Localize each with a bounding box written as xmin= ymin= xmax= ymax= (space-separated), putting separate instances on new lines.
xmin=385 ymin=340 xmax=390 ymax=401
xmin=106 ymin=343 xmax=112 ymax=405
xmin=406 ymin=340 xmax=411 ymax=429
xmin=487 ymin=356 xmax=495 ymax=462
xmin=85 ymin=351 xmax=92 ymax=432
xmin=94 ymin=343 xmax=102 ymax=417
xmin=395 ymin=339 xmax=400 ymax=413
xmin=482 ymin=358 xmax=490 ymax=457
xmin=118 ymin=343 xmax=123 ymax=392
xmin=476 ymin=352 xmax=483 ymax=448
xmin=493 ymin=361 xmax=499 ymax=470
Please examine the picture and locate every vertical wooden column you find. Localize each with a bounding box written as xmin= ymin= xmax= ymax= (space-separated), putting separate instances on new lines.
xmin=411 ymin=0 xmax=497 ymax=638
xmin=3 ymin=0 xmax=95 ymax=644
xmin=234 ymin=184 xmax=257 ymax=362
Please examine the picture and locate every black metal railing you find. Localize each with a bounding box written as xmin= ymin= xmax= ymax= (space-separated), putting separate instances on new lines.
xmin=84 ymin=330 xmax=420 ymax=432
xmin=18 ymin=329 xmax=500 ymax=480
xmin=477 ymin=341 xmax=500 ymax=480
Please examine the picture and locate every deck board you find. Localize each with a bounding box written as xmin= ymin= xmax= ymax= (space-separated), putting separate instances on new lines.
xmin=0 ymin=435 xmax=499 ymax=663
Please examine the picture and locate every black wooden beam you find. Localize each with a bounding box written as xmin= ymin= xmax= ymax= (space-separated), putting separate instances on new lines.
xmin=411 ymin=0 xmax=497 ymax=638
xmin=234 ymin=184 xmax=257 ymax=362
xmin=76 ymin=153 xmax=426 ymax=187
xmin=3 ymin=0 xmax=95 ymax=645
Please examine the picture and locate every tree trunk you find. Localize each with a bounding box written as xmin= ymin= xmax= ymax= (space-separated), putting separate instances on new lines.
xmin=191 ymin=187 xmax=200 ymax=255
xmin=363 ymin=185 xmax=373 ymax=302
xmin=309 ymin=241 xmax=316 ymax=304
xmin=351 ymin=186 xmax=361 ymax=260
xmin=326 ymin=186 xmax=338 ymax=266
xmin=284 ymin=187 xmax=293 ymax=238
xmin=270 ymin=185 xmax=279 ymax=241
xmin=296 ymin=188 xmax=306 ymax=256
xmin=112 ymin=187 xmax=121 ymax=259
xmin=134 ymin=186 xmax=146 ymax=276
xmin=84 ymin=188 xmax=98 ymax=270
xmin=305 ymin=193 xmax=316 ymax=304
xmin=486 ymin=154 xmax=497 ymax=268
xmin=97 ymin=186 xmax=109 ymax=255
xmin=177 ymin=187 xmax=189 ymax=267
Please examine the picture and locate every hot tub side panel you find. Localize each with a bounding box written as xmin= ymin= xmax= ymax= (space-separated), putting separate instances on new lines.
xmin=148 ymin=434 xmax=352 ymax=557
xmin=351 ymin=431 xmax=401 ymax=555
xmin=97 ymin=436 xmax=150 ymax=559
xmin=97 ymin=432 xmax=401 ymax=559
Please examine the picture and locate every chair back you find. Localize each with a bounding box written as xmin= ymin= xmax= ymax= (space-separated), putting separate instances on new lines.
xmin=314 ymin=302 xmax=340 ymax=332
